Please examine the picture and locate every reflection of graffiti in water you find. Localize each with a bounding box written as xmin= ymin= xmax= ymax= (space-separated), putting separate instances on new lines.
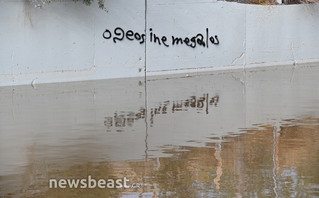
xmin=104 ymin=94 xmax=219 ymax=132
xmin=104 ymin=108 xmax=146 ymax=132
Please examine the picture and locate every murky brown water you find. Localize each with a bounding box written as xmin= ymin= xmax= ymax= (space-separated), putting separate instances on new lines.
xmin=1 ymin=65 xmax=319 ymax=197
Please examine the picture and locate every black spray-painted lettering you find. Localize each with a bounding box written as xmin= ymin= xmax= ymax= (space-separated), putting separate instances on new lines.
xmin=102 ymin=27 xmax=220 ymax=48
xmin=103 ymin=29 xmax=112 ymax=39
xmin=113 ymin=27 xmax=124 ymax=43
xmin=126 ymin=30 xmax=134 ymax=41
xmin=209 ymin=35 xmax=219 ymax=45
xmin=161 ymin=36 xmax=169 ymax=47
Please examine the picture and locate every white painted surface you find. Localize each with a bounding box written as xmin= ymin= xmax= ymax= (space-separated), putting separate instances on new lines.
xmin=245 ymin=4 xmax=319 ymax=67
xmin=146 ymin=1 xmax=246 ymax=73
xmin=0 ymin=0 xmax=319 ymax=86
xmin=146 ymin=2 xmax=319 ymax=76
xmin=0 ymin=0 xmax=145 ymax=86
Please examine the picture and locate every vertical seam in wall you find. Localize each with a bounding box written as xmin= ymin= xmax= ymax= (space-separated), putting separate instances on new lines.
xmin=244 ymin=5 xmax=247 ymax=130
xmin=144 ymin=0 xmax=147 ymax=77
xmin=144 ymin=0 xmax=148 ymax=112
xmin=144 ymin=0 xmax=149 ymax=161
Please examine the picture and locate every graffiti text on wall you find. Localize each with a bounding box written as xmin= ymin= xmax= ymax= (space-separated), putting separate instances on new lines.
xmin=102 ymin=27 xmax=219 ymax=48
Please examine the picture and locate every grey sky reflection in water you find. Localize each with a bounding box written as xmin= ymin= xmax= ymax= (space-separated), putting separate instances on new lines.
xmin=0 ymin=65 xmax=319 ymax=197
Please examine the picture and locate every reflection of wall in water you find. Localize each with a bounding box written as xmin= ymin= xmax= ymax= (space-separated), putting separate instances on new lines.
xmin=104 ymin=94 xmax=219 ymax=132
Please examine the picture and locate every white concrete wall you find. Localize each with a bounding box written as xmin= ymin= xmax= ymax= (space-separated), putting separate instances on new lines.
xmin=0 ymin=0 xmax=319 ymax=86
xmin=146 ymin=1 xmax=319 ymax=76
xmin=146 ymin=0 xmax=247 ymax=74
xmin=0 ymin=0 xmax=145 ymax=86
xmin=245 ymin=4 xmax=319 ymax=67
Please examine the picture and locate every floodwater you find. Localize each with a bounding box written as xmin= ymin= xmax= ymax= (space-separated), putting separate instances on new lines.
xmin=0 ymin=65 xmax=319 ymax=197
